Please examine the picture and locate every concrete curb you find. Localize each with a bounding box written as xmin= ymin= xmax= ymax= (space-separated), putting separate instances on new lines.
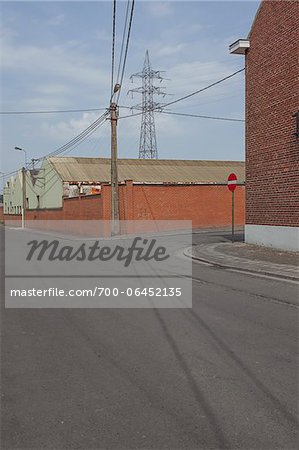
xmin=183 ymin=247 xmax=299 ymax=282
xmin=4 ymin=225 xmax=242 ymax=242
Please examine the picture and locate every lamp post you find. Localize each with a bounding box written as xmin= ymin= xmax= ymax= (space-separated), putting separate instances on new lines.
xmin=15 ymin=147 xmax=27 ymax=228
xmin=14 ymin=146 xmax=28 ymax=167
xmin=0 ymin=172 xmax=3 ymax=201
xmin=14 ymin=147 xmax=28 ymax=228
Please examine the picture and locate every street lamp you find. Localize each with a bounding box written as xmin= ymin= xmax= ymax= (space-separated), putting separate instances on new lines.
xmin=0 ymin=172 xmax=3 ymax=197
xmin=14 ymin=146 xmax=28 ymax=167
xmin=14 ymin=148 xmax=27 ymax=228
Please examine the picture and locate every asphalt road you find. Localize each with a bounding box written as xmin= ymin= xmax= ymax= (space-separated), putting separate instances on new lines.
xmin=1 ymin=227 xmax=298 ymax=449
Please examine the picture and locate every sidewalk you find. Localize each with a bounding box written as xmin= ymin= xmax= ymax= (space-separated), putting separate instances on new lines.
xmin=184 ymin=241 xmax=299 ymax=281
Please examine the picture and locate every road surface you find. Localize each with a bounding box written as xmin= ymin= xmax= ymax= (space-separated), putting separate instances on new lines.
xmin=1 ymin=227 xmax=298 ymax=449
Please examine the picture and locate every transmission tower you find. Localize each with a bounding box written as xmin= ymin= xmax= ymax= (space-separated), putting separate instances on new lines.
xmin=129 ymin=50 xmax=167 ymax=159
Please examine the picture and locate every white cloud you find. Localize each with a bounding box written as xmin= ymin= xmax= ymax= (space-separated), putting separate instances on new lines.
xmin=166 ymin=60 xmax=243 ymax=102
xmin=0 ymin=29 xmax=109 ymax=88
xmin=40 ymin=112 xmax=109 ymax=142
xmin=147 ymin=2 xmax=174 ymax=18
xmin=0 ymin=26 xmax=18 ymax=40
xmin=156 ymin=43 xmax=187 ymax=57
xmin=94 ymin=29 xmax=112 ymax=42
xmin=117 ymin=108 xmax=185 ymax=141
xmin=124 ymin=58 xmax=243 ymax=113
xmin=48 ymin=14 xmax=65 ymax=26
xmin=35 ymin=84 xmax=71 ymax=96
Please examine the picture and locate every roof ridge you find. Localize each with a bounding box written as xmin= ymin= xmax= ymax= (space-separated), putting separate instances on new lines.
xmin=48 ymin=156 xmax=244 ymax=164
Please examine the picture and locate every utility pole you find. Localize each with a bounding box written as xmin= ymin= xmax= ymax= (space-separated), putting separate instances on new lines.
xmin=129 ymin=50 xmax=168 ymax=159
xmin=110 ymin=101 xmax=120 ymax=235
xmin=21 ymin=167 xmax=26 ymax=229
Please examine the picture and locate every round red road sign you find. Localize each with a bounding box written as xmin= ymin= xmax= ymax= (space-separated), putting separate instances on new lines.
xmin=227 ymin=173 xmax=237 ymax=192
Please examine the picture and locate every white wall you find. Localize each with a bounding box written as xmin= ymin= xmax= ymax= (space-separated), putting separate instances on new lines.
xmin=3 ymin=158 xmax=63 ymax=213
xmin=245 ymin=224 xmax=299 ymax=252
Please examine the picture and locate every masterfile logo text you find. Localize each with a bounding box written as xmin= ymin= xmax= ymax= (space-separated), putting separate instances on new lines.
xmin=26 ymin=237 xmax=170 ymax=267
xmin=5 ymin=220 xmax=192 ymax=308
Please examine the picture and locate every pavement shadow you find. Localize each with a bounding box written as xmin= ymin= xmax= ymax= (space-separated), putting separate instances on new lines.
xmin=132 ymin=259 xmax=231 ymax=449
xmin=182 ymin=307 xmax=298 ymax=429
xmin=151 ymin=307 xmax=230 ymax=449
xmin=192 ymin=229 xmax=244 ymax=246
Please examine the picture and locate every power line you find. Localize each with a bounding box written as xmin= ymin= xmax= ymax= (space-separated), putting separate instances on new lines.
xmin=117 ymin=67 xmax=245 ymax=120
xmin=1 ymin=69 xmax=244 ymax=180
xmin=160 ymin=111 xmax=245 ymax=122
xmin=0 ymin=107 xmax=108 ymax=115
xmin=3 ymin=114 xmax=109 ymax=194
xmin=116 ymin=0 xmax=135 ymax=104
xmin=49 ymin=115 xmax=109 ymax=159
xmin=36 ymin=111 xmax=109 ymax=161
xmin=2 ymin=116 xmax=106 ymax=184
xmin=163 ymin=68 xmax=245 ymax=109
xmin=118 ymin=108 xmax=244 ymax=122
xmin=28 ymin=120 xmax=110 ymax=197
xmin=1 ymin=169 xmax=21 ymax=181
xmin=116 ymin=0 xmax=130 ymax=85
xmin=1 ymin=112 xmax=109 ymax=181
xmin=119 ymin=67 xmax=245 ymax=118
xmin=0 ymin=69 xmax=244 ymax=116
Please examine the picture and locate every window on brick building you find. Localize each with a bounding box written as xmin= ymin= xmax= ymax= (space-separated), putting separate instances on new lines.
xmin=293 ymin=111 xmax=299 ymax=138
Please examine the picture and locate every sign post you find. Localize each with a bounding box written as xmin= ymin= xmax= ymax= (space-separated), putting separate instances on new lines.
xmin=227 ymin=173 xmax=237 ymax=243
xmin=21 ymin=167 xmax=26 ymax=230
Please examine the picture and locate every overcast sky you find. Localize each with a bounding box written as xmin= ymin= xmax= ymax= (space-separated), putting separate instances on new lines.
xmin=1 ymin=1 xmax=259 ymax=179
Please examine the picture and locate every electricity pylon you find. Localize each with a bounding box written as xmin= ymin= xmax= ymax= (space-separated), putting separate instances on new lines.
xmin=129 ymin=50 xmax=167 ymax=159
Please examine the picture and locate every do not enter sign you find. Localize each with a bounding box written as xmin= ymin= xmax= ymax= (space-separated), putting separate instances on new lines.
xmin=227 ymin=173 xmax=237 ymax=192
xmin=227 ymin=173 xmax=237 ymax=242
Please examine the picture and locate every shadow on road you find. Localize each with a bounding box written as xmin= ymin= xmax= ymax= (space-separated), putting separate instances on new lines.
xmin=181 ymin=307 xmax=298 ymax=429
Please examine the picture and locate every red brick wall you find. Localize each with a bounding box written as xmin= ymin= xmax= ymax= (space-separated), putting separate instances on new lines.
xmin=246 ymin=0 xmax=299 ymax=227
xmin=129 ymin=184 xmax=244 ymax=227
xmin=3 ymin=195 xmax=102 ymax=235
xmin=63 ymin=195 xmax=102 ymax=220
xmin=3 ymin=184 xmax=245 ymax=233
xmin=103 ymin=182 xmax=245 ymax=227
xmin=3 ymin=195 xmax=102 ymax=221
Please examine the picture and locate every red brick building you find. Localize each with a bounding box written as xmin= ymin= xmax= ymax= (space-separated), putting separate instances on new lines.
xmin=230 ymin=0 xmax=299 ymax=251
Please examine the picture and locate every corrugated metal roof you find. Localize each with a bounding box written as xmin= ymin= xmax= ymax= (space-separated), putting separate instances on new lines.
xmin=48 ymin=157 xmax=245 ymax=184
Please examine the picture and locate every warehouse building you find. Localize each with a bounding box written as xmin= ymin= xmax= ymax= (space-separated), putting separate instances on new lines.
xmin=230 ymin=0 xmax=299 ymax=251
xmin=3 ymin=157 xmax=245 ymax=229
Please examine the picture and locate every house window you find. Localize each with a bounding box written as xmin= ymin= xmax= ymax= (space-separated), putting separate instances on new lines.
xmin=37 ymin=195 xmax=40 ymax=209
xmin=26 ymin=198 xmax=29 ymax=209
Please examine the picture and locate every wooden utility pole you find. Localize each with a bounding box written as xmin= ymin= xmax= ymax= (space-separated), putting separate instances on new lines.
xmin=21 ymin=166 xmax=26 ymax=229
xmin=110 ymin=102 xmax=120 ymax=235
